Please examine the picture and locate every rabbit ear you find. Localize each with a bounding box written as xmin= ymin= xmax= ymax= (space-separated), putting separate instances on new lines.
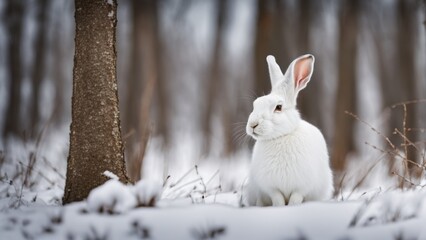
xmin=290 ymin=54 xmax=315 ymax=94
xmin=266 ymin=55 xmax=284 ymax=88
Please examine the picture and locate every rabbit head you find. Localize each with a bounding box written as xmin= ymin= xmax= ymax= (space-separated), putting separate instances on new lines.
xmin=246 ymin=54 xmax=315 ymax=140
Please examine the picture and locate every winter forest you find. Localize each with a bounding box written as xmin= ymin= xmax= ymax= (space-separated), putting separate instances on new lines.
xmin=1 ymin=0 xmax=426 ymax=239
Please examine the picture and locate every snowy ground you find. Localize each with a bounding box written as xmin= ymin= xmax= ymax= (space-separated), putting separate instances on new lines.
xmin=1 ymin=131 xmax=426 ymax=240
xmin=1 ymin=184 xmax=426 ymax=240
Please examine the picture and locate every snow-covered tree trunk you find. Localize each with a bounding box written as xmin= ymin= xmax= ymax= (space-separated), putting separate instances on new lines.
xmin=63 ymin=0 xmax=128 ymax=204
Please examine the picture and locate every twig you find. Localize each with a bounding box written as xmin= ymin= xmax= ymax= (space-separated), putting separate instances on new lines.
xmin=394 ymin=128 xmax=424 ymax=178
xmin=205 ymin=169 xmax=220 ymax=187
xmin=163 ymin=175 xmax=170 ymax=188
xmin=401 ymin=104 xmax=410 ymax=187
xmin=364 ymin=142 xmax=423 ymax=170
xmin=165 ymin=177 xmax=202 ymax=198
xmin=345 ymin=154 xmax=385 ymax=200
xmin=348 ymin=190 xmax=381 ymax=227
xmin=391 ymin=171 xmax=424 ymax=188
xmin=42 ymin=157 xmax=65 ymax=180
xmin=213 ymin=185 xmax=222 ymax=203
xmin=336 ymin=172 xmax=347 ymax=201
xmin=169 ymin=166 xmax=196 ymax=188
xmin=18 ymin=161 xmax=56 ymax=186
xmin=406 ymin=128 xmax=426 ymax=133
xmin=194 ymin=166 xmax=207 ymax=200
xmin=394 ymin=128 xmax=422 ymax=155
xmin=391 ymin=99 xmax=426 ymax=108
xmin=345 ymin=111 xmax=396 ymax=150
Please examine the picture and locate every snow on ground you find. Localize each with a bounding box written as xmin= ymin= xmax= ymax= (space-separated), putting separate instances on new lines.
xmin=1 ymin=133 xmax=426 ymax=239
xmin=1 ymin=177 xmax=425 ymax=240
xmin=1 ymin=178 xmax=426 ymax=240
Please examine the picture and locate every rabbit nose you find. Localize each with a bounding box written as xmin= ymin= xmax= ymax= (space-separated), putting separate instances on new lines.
xmin=250 ymin=122 xmax=259 ymax=129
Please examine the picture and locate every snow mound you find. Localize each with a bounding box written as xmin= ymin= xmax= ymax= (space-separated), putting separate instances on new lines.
xmin=102 ymin=170 xmax=119 ymax=180
xmin=349 ymin=189 xmax=426 ymax=227
xmin=87 ymin=180 xmax=137 ymax=214
xmin=133 ymin=179 xmax=162 ymax=207
xmin=87 ymin=179 xmax=163 ymax=213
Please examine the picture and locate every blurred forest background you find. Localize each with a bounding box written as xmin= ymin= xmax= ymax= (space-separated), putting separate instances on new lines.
xmin=1 ymin=0 xmax=426 ymax=188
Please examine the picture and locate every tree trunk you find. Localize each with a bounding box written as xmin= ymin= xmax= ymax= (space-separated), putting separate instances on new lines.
xmin=371 ymin=0 xmax=419 ymax=182
xmin=51 ymin=0 xmax=73 ymax=127
xmin=155 ymin=36 xmax=169 ymax=147
xmin=202 ymin=0 xmax=228 ymax=155
xmin=3 ymin=0 xmax=24 ymax=138
xmin=395 ymin=0 xmax=418 ymax=177
xmin=373 ymin=15 xmax=400 ymax=145
xmin=121 ymin=0 xmax=143 ymax=180
xmin=63 ymin=0 xmax=128 ymax=203
xmin=29 ymin=0 xmax=49 ymax=136
xmin=331 ymin=0 xmax=359 ymax=174
xmin=254 ymin=0 xmax=279 ymax=96
xmin=126 ymin=0 xmax=159 ymax=181
xmin=122 ymin=0 xmax=144 ymax=179
xmin=122 ymin=0 xmax=143 ymax=145
xmin=51 ymin=8 xmax=67 ymax=127
xmin=297 ymin=0 xmax=324 ymax=130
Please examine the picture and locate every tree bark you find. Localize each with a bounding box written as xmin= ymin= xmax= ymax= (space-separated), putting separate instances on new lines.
xmin=63 ymin=0 xmax=128 ymax=203
xmin=331 ymin=0 xmax=359 ymax=174
xmin=3 ymin=0 xmax=24 ymax=138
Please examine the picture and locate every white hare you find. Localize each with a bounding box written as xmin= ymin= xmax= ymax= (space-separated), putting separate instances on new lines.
xmin=245 ymin=54 xmax=333 ymax=206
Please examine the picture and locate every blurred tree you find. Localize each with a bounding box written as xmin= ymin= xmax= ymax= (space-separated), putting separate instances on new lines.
xmin=331 ymin=0 xmax=360 ymax=174
xmin=134 ymin=0 xmax=159 ymax=181
xmin=202 ymin=0 xmax=230 ymax=155
xmin=394 ymin=0 xmax=419 ymax=177
xmin=124 ymin=0 xmax=160 ymax=181
xmin=29 ymin=0 xmax=49 ymax=136
xmin=254 ymin=0 xmax=282 ymax=96
xmin=296 ymin=0 xmax=311 ymax=59
xmin=63 ymin=0 xmax=128 ymax=203
xmin=3 ymin=0 xmax=24 ymax=138
xmin=155 ymin=25 xmax=169 ymax=149
xmin=51 ymin=2 xmax=70 ymax=127
xmin=123 ymin=0 xmax=143 ymax=146
xmin=297 ymin=0 xmax=324 ymax=131
xmin=370 ymin=0 xmax=419 ymax=180
xmin=369 ymin=3 xmax=399 ymax=143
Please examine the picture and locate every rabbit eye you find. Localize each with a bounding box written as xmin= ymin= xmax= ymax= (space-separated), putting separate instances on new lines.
xmin=274 ymin=104 xmax=282 ymax=112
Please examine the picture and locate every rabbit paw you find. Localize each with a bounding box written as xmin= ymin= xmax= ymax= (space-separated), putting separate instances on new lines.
xmin=270 ymin=191 xmax=285 ymax=206
xmin=288 ymin=192 xmax=304 ymax=205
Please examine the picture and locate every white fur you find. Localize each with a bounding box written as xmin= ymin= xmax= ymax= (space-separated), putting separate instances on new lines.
xmin=246 ymin=54 xmax=333 ymax=206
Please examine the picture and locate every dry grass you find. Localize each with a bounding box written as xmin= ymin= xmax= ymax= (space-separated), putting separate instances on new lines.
xmin=342 ymin=99 xmax=426 ymax=192
xmin=162 ymin=165 xmax=223 ymax=203
xmin=334 ymin=99 xmax=426 ymax=202
xmin=0 ymin=125 xmax=67 ymax=207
